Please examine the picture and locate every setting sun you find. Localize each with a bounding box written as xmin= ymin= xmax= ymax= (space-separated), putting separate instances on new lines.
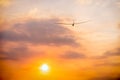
xmin=40 ymin=64 xmax=49 ymax=72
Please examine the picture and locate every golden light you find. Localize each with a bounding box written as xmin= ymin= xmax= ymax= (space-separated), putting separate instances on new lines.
xmin=39 ymin=64 xmax=49 ymax=73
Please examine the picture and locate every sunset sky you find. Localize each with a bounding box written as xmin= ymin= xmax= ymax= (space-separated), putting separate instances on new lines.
xmin=0 ymin=0 xmax=120 ymax=80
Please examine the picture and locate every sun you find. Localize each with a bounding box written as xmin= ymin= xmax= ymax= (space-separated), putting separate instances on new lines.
xmin=39 ymin=64 xmax=49 ymax=72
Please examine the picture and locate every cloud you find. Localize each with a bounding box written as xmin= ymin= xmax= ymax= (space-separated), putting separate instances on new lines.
xmin=95 ymin=48 xmax=120 ymax=59
xmin=60 ymin=51 xmax=86 ymax=59
xmin=0 ymin=18 xmax=78 ymax=47
xmin=0 ymin=45 xmax=28 ymax=61
xmin=104 ymin=48 xmax=120 ymax=57
xmin=95 ymin=62 xmax=120 ymax=67
xmin=93 ymin=48 xmax=120 ymax=68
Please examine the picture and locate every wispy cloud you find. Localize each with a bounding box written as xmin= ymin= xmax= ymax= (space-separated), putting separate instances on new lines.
xmin=94 ymin=48 xmax=120 ymax=59
xmin=60 ymin=51 xmax=86 ymax=59
xmin=104 ymin=48 xmax=120 ymax=56
xmin=0 ymin=44 xmax=28 ymax=61
xmin=96 ymin=62 xmax=120 ymax=67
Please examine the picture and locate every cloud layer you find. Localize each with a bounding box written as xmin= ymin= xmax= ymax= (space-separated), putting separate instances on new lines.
xmin=0 ymin=18 xmax=78 ymax=46
xmin=0 ymin=18 xmax=80 ymax=61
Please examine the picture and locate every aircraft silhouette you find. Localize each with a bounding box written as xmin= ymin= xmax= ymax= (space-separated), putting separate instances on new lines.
xmin=56 ymin=20 xmax=89 ymax=26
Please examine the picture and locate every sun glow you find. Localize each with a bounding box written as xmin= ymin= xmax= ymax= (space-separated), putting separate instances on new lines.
xmin=40 ymin=64 xmax=49 ymax=72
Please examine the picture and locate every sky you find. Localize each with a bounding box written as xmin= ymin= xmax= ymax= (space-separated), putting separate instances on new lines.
xmin=0 ymin=0 xmax=120 ymax=80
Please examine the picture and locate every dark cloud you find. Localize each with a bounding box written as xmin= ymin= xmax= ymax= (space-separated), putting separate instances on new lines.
xmin=60 ymin=51 xmax=86 ymax=59
xmin=0 ymin=18 xmax=78 ymax=46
